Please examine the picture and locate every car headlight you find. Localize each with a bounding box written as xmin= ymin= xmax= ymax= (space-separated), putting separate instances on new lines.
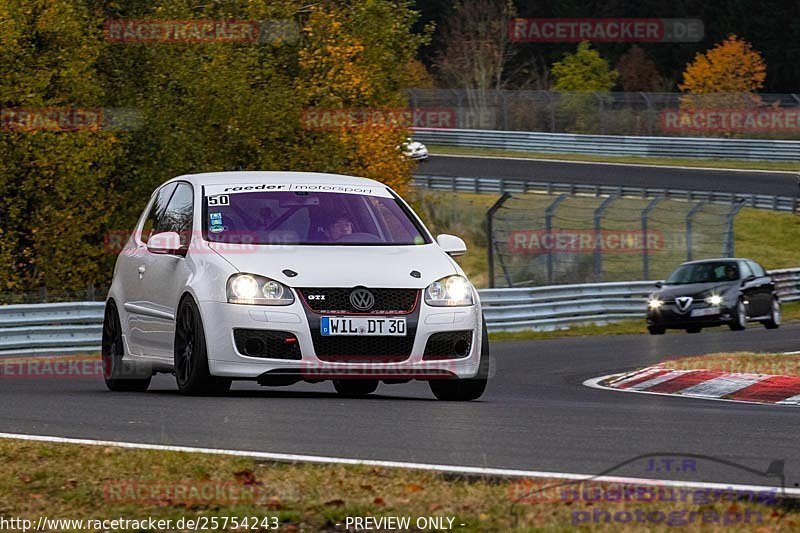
xmin=648 ymin=297 xmax=664 ymax=310
xmin=425 ymin=275 xmax=474 ymax=307
xmin=705 ymin=294 xmax=723 ymax=306
xmin=227 ymin=274 xmax=294 ymax=305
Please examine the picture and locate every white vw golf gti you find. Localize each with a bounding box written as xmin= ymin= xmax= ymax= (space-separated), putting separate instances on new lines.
xmin=103 ymin=172 xmax=489 ymax=400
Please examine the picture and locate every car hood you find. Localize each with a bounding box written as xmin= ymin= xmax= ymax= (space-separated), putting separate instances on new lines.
xmin=208 ymin=242 xmax=460 ymax=288
xmin=656 ymin=281 xmax=738 ymax=300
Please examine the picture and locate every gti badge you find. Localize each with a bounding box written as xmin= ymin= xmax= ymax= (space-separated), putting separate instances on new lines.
xmin=675 ymin=296 xmax=693 ymax=313
xmin=349 ymin=288 xmax=375 ymax=311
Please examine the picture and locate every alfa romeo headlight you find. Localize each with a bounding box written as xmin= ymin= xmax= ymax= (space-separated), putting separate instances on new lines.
xmin=227 ymin=274 xmax=294 ymax=305
xmin=648 ymin=297 xmax=664 ymax=310
xmin=706 ymin=294 xmax=723 ymax=306
xmin=425 ymin=275 xmax=474 ymax=307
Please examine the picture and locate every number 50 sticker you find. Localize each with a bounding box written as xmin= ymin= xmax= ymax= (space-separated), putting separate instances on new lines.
xmin=207 ymin=194 xmax=230 ymax=206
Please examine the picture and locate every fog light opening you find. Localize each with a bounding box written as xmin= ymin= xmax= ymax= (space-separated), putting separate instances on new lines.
xmin=244 ymin=337 xmax=265 ymax=357
xmin=453 ymin=339 xmax=470 ymax=357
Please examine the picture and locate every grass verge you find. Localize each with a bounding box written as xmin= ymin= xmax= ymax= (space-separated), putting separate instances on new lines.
xmin=2 ymin=438 xmax=799 ymax=531
xmin=662 ymin=352 xmax=800 ymax=377
xmin=427 ymin=145 xmax=800 ymax=172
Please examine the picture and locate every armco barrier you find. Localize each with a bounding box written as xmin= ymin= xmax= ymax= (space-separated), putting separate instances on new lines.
xmin=412 ymin=175 xmax=799 ymax=212
xmin=412 ymin=128 xmax=800 ymax=161
xmin=2 ymin=269 xmax=798 ymax=353
xmin=0 ymin=302 xmax=104 ymax=357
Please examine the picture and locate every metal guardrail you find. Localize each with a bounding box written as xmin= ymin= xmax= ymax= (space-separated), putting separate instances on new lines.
xmin=481 ymin=281 xmax=657 ymax=331
xmin=412 ymin=128 xmax=800 ymax=162
xmin=412 ymin=175 xmax=799 ymax=212
xmin=1 ymin=270 xmax=799 ymax=353
xmin=0 ymin=302 xmax=104 ymax=357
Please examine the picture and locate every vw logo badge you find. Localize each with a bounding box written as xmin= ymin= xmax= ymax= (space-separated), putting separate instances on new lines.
xmin=349 ymin=288 xmax=375 ymax=311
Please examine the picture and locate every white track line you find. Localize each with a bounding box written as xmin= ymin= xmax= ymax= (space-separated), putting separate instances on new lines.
xmin=606 ymin=366 xmax=664 ymax=387
xmin=627 ymin=370 xmax=693 ymax=391
xmin=429 ymin=152 xmax=797 ymax=174
xmin=678 ymin=373 xmax=767 ymax=398
xmin=584 ymin=374 xmax=800 ymax=408
xmin=777 ymin=394 xmax=800 ymax=405
xmin=1 ymin=431 xmax=797 ymax=496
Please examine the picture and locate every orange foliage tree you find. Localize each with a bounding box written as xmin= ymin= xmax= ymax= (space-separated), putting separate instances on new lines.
xmin=679 ymin=35 xmax=766 ymax=108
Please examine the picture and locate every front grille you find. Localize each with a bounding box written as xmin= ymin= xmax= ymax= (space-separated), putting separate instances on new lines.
xmin=297 ymin=288 xmax=419 ymax=315
xmin=234 ymin=329 xmax=301 ymax=359
xmin=310 ymin=333 xmax=415 ymax=362
xmin=423 ymin=330 xmax=473 ymax=360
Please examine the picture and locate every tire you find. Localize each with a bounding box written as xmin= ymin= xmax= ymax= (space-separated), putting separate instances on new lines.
xmin=648 ymin=326 xmax=665 ymax=335
xmin=174 ymin=296 xmax=232 ymax=395
xmin=729 ymin=299 xmax=747 ymax=331
xmin=332 ymin=379 xmax=379 ymax=397
xmin=763 ymin=298 xmax=781 ymax=329
xmin=101 ymin=301 xmax=151 ymax=392
xmin=686 ymin=327 xmax=702 ymax=334
xmin=429 ymin=319 xmax=490 ymax=401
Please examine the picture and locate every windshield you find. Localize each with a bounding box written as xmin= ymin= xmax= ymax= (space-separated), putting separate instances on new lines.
xmin=202 ymin=186 xmax=429 ymax=246
xmin=666 ymin=261 xmax=740 ymax=284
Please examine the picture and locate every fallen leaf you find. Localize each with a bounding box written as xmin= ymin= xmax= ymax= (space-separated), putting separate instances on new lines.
xmin=233 ymin=469 xmax=258 ymax=486
xmin=325 ymin=499 xmax=345 ymax=507
xmin=405 ymin=483 xmax=424 ymax=493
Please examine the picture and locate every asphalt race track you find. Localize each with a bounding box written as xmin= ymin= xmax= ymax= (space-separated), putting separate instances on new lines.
xmin=2 ymin=324 xmax=800 ymax=488
xmin=418 ymin=154 xmax=799 ymax=197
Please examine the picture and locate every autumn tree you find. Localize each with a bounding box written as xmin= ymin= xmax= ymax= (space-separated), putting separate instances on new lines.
xmin=0 ymin=0 xmax=429 ymax=295
xmin=679 ymin=34 xmax=766 ymax=108
xmin=551 ymin=42 xmax=617 ymax=133
xmin=0 ymin=0 xmax=122 ymax=296
xmin=617 ymin=46 xmax=664 ymax=92
xmin=435 ymin=0 xmax=517 ymax=128
xmin=551 ymin=41 xmax=618 ymax=92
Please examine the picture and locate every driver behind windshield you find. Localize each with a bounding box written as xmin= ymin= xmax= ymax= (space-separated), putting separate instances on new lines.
xmin=328 ymin=214 xmax=354 ymax=241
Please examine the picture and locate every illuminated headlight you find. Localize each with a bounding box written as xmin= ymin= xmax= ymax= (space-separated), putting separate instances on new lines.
xmin=425 ymin=275 xmax=474 ymax=307
xmin=706 ymin=294 xmax=723 ymax=306
xmin=227 ymin=274 xmax=294 ymax=305
xmin=648 ymin=297 xmax=664 ymax=310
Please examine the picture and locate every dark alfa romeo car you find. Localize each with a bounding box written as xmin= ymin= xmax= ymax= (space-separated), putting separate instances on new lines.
xmin=646 ymin=258 xmax=780 ymax=334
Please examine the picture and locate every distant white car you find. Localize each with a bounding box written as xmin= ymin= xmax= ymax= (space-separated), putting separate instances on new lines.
xmin=103 ymin=172 xmax=488 ymax=400
xmin=401 ymin=138 xmax=428 ymax=160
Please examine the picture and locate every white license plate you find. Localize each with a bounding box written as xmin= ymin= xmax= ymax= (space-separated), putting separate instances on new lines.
xmin=320 ymin=317 xmax=406 ymax=336
xmin=690 ymin=307 xmax=720 ymax=317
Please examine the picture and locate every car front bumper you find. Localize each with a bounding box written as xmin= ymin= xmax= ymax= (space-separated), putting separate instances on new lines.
xmin=646 ymin=304 xmax=734 ymax=328
xmin=198 ymin=299 xmax=483 ymax=380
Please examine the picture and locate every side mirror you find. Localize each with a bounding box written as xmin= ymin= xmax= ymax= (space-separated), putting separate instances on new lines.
xmin=654 ymin=281 xmax=663 ymax=289
xmin=436 ymin=234 xmax=467 ymax=257
xmin=742 ymin=274 xmax=756 ymax=286
xmin=147 ymin=231 xmax=187 ymax=256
